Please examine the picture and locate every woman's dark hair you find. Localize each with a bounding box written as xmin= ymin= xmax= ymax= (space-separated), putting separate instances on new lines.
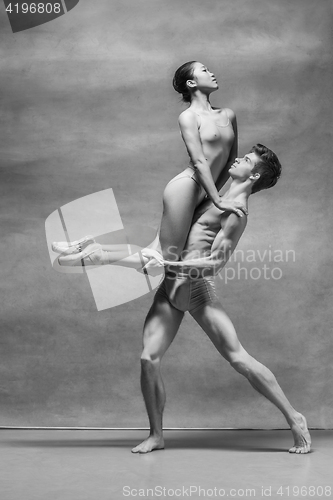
xmin=173 ymin=61 xmax=197 ymax=103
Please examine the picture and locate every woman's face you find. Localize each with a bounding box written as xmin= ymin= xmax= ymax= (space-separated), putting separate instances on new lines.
xmin=190 ymin=62 xmax=219 ymax=92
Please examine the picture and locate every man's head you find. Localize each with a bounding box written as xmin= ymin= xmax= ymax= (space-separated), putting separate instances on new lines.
xmin=229 ymin=144 xmax=282 ymax=194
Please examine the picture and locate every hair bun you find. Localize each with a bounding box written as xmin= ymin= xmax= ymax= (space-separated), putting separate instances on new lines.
xmin=173 ymin=61 xmax=197 ymax=103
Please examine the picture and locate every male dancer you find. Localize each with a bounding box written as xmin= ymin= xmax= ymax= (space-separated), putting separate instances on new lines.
xmin=54 ymin=144 xmax=311 ymax=455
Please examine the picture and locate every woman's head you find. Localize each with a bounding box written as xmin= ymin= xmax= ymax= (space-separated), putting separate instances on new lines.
xmin=173 ymin=61 xmax=197 ymax=103
xmin=173 ymin=61 xmax=218 ymax=103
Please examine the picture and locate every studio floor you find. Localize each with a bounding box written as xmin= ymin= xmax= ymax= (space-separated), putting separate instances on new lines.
xmin=0 ymin=429 xmax=332 ymax=500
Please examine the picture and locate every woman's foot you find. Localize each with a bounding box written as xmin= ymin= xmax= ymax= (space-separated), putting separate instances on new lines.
xmin=58 ymin=243 xmax=104 ymax=267
xmin=289 ymin=413 xmax=311 ymax=454
xmin=52 ymin=235 xmax=95 ymax=255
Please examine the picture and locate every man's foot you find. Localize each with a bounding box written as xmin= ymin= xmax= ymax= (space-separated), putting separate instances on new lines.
xmin=131 ymin=435 xmax=164 ymax=454
xmin=289 ymin=413 xmax=311 ymax=454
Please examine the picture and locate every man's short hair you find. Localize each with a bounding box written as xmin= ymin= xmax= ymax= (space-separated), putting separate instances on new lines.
xmin=250 ymin=144 xmax=282 ymax=194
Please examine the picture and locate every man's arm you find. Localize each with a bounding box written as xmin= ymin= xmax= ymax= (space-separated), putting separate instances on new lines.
xmin=161 ymin=213 xmax=247 ymax=275
xmin=102 ymin=244 xmax=157 ymax=270
xmin=109 ymin=250 xmax=146 ymax=269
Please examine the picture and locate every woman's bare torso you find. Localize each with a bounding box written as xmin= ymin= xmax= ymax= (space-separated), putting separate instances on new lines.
xmin=160 ymin=108 xmax=236 ymax=260
xmin=192 ymin=108 xmax=235 ymax=181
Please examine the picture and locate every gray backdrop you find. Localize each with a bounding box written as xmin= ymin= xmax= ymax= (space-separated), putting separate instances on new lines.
xmin=0 ymin=0 xmax=332 ymax=427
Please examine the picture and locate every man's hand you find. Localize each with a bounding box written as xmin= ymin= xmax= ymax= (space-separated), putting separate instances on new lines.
xmin=137 ymin=248 xmax=165 ymax=277
xmin=214 ymin=198 xmax=248 ymax=217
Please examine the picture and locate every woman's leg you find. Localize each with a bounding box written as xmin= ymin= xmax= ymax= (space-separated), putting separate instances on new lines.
xmin=55 ymin=174 xmax=200 ymax=264
xmin=159 ymin=177 xmax=200 ymax=261
xmin=53 ymin=174 xmax=200 ymax=263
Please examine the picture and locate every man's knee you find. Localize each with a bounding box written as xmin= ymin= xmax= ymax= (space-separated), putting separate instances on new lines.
xmin=228 ymin=351 xmax=252 ymax=378
xmin=140 ymin=353 xmax=161 ymax=371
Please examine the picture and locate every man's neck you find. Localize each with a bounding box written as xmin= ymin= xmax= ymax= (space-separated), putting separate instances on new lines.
xmin=222 ymin=179 xmax=252 ymax=208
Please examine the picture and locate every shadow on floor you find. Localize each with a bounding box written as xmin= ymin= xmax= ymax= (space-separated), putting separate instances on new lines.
xmin=2 ymin=430 xmax=295 ymax=453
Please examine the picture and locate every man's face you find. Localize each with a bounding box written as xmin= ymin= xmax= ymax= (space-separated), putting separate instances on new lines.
xmin=229 ymin=152 xmax=261 ymax=181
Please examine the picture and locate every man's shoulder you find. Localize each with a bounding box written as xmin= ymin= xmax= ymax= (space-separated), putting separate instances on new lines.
xmin=221 ymin=212 xmax=248 ymax=239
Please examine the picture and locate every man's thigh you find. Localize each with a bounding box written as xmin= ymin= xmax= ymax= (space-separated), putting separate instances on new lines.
xmin=142 ymin=295 xmax=185 ymax=361
xmin=190 ymin=301 xmax=244 ymax=361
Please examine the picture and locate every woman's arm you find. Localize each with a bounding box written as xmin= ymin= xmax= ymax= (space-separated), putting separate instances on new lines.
xmin=178 ymin=110 xmax=221 ymax=205
xmin=179 ymin=110 xmax=245 ymax=217
xmin=215 ymin=109 xmax=238 ymax=192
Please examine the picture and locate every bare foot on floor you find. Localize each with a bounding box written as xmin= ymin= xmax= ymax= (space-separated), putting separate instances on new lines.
xmin=289 ymin=413 xmax=311 ymax=454
xmin=131 ymin=436 xmax=164 ymax=454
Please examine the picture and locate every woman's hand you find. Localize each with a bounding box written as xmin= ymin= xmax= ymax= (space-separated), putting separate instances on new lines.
xmin=214 ymin=198 xmax=248 ymax=217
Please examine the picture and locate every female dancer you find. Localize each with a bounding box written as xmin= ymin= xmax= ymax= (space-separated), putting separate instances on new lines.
xmin=160 ymin=60 xmax=245 ymax=261
xmin=53 ymin=61 xmax=246 ymax=265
